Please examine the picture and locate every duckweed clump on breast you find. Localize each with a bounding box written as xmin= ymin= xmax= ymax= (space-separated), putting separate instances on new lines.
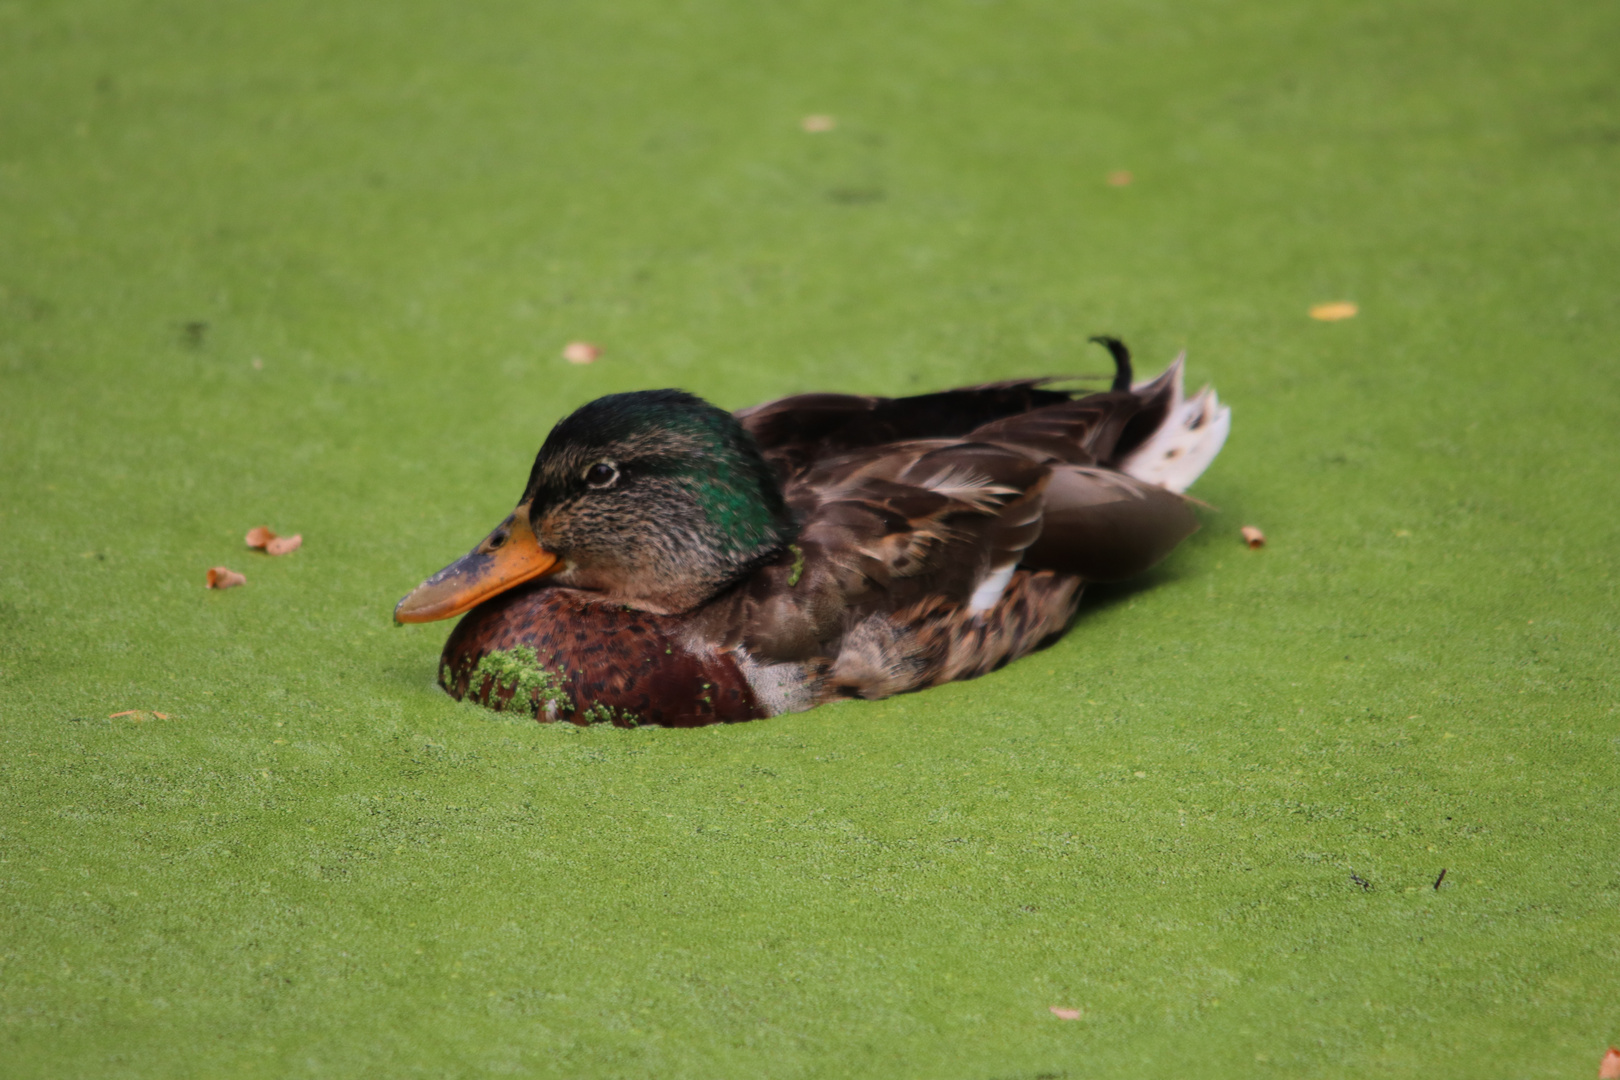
xmin=579 ymin=702 xmax=639 ymax=726
xmin=466 ymin=646 xmax=573 ymax=716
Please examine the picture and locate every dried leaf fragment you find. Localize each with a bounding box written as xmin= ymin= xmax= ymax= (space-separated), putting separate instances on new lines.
xmin=1310 ymin=301 xmax=1359 ymax=321
xmin=562 ymin=341 xmax=602 ymax=364
xmin=247 ymin=527 xmax=302 ymax=555
xmin=1241 ymin=525 xmax=1266 ymax=549
xmin=109 ymin=710 xmax=139 ymax=719
xmin=265 ymin=533 xmax=302 ymax=556
xmin=153 ymin=712 xmax=171 ymax=720
xmin=1106 ymin=170 xmax=1133 ymax=186
xmin=1601 ymin=1048 xmax=1620 ymax=1080
xmin=207 ymin=566 xmax=246 ymax=589
xmin=1049 ymin=1006 xmax=1082 ymax=1020
xmin=801 ymin=114 xmax=835 ymax=133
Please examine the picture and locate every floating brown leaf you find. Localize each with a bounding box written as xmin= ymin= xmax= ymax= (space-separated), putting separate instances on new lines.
xmin=1106 ymin=170 xmax=1133 ymax=186
xmin=1241 ymin=525 xmax=1266 ymax=549
xmin=247 ymin=526 xmax=301 ymax=555
xmin=1309 ymin=301 xmax=1358 ymax=321
xmin=207 ymin=566 xmax=246 ymax=589
xmin=801 ymin=114 xmax=835 ymax=133
xmin=265 ymin=533 xmax=303 ymax=556
xmin=562 ymin=341 xmax=602 ymax=364
xmin=1601 ymin=1048 xmax=1620 ymax=1080
xmin=1049 ymin=1006 xmax=1082 ymax=1020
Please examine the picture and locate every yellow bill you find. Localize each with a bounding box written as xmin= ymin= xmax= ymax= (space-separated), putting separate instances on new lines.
xmin=394 ymin=501 xmax=559 ymax=623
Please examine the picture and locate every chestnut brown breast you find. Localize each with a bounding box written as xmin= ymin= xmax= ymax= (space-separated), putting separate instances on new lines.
xmin=438 ymin=584 xmax=767 ymax=727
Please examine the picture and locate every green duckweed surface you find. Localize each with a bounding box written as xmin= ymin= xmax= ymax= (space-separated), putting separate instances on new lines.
xmin=2 ymin=0 xmax=1617 ymax=1076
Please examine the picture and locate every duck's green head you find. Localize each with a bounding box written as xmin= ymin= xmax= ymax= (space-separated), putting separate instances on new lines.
xmin=395 ymin=390 xmax=792 ymax=621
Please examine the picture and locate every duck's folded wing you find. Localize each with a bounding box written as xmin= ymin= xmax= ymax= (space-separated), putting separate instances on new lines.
xmin=714 ymin=441 xmax=1052 ymax=660
xmin=810 ymin=442 xmax=1049 ymax=611
xmin=964 ymin=392 xmax=1145 ymax=466
xmin=792 ymin=409 xmax=1200 ymax=587
xmin=1018 ymin=466 xmax=1198 ymax=581
xmin=954 ymin=380 xmax=1202 ymax=579
xmin=735 ymin=380 xmax=1078 ymax=477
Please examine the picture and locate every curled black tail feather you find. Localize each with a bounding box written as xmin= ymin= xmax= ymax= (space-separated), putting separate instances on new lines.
xmin=1089 ymin=335 xmax=1133 ymax=393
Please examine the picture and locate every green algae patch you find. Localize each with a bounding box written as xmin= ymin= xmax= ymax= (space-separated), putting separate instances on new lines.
xmin=443 ymin=649 xmax=640 ymax=726
xmin=460 ymin=646 xmax=573 ymax=717
xmin=579 ymin=701 xmax=639 ymax=727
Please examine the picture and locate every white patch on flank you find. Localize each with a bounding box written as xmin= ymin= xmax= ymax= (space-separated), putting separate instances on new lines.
xmin=1120 ymin=353 xmax=1231 ymax=494
xmin=737 ymin=654 xmax=817 ymax=716
xmin=968 ymin=563 xmax=1017 ymax=614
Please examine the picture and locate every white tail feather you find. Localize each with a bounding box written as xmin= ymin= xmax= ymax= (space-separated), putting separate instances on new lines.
xmin=1119 ymin=353 xmax=1231 ymax=494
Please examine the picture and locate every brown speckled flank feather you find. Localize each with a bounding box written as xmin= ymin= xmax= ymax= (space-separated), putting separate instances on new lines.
xmin=432 ymin=348 xmax=1229 ymax=726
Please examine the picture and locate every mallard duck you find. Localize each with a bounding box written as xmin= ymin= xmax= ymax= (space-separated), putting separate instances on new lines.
xmin=395 ymin=339 xmax=1229 ymax=727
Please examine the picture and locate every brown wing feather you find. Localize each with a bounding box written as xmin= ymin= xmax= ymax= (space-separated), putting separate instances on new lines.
xmin=738 ymin=374 xmax=1174 ymax=479
xmin=794 ymin=445 xmax=1049 ymax=615
xmin=1019 ymin=466 xmax=1198 ymax=581
xmin=966 ymin=393 xmax=1142 ymax=465
xmin=736 ymin=379 xmax=1085 ymax=477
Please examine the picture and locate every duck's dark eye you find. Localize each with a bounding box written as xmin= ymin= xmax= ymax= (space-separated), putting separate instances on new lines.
xmin=584 ymin=462 xmax=619 ymax=489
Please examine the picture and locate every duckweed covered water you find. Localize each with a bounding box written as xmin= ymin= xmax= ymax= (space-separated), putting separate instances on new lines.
xmin=2 ymin=0 xmax=1618 ymax=1076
